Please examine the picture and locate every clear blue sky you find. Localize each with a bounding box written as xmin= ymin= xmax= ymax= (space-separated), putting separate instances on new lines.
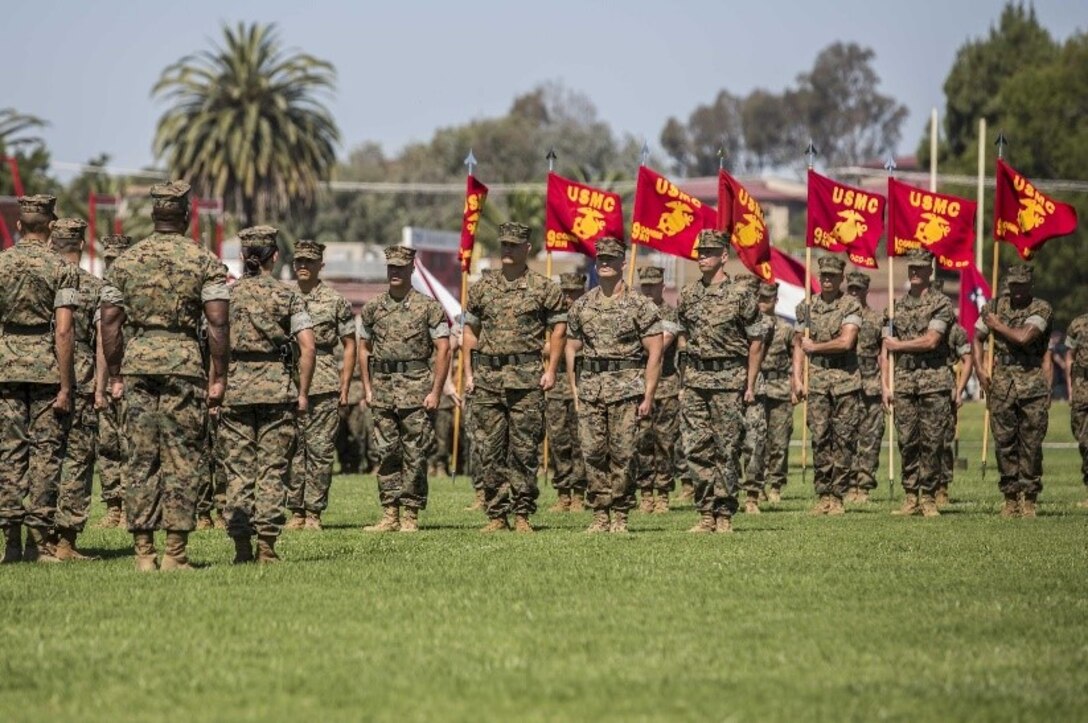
xmin=7 ymin=0 xmax=1086 ymax=178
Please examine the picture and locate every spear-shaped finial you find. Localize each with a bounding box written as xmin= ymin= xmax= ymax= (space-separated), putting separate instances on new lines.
xmin=884 ymin=155 xmax=897 ymax=175
xmin=464 ymin=149 xmax=477 ymax=176
xmin=640 ymin=141 xmax=650 ymax=166
xmin=545 ymin=147 xmax=557 ymax=172
xmin=718 ymin=136 xmax=727 ymax=170
xmin=804 ymin=140 xmax=818 ymax=169
xmin=994 ymin=131 xmax=1008 ymax=159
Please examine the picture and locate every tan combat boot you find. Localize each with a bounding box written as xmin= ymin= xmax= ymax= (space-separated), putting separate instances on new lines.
xmin=688 ymin=513 xmax=716 ymax=533
xmin=480 ymin=516 xmax=509 ymax=533
xmin=195 ymin=512 xmax=214 ymax=530
xmin=1000 ymin=495 xmax=1020 ymax=518
xmin=844 ymin=488 xmax=857 ymax=503
xmin=513 ymin=514 xmax=534 ymax=534
xmin=232 ymin=536 xmax=254 ymax=564
xmin=213 ymin=512 xmax=227 ymax=530
xmin=809 ymin=495 xmax=831 ymax=516
xmin=610 ymin=510 xmax=630 ymax=533
xmin=586 ymin=509 xmax=611 ymax=533
xmin=892 ymin=493 xmax=920 ymax=516
xmin=2 ymin=524 xmax=22 ymax=564
xmin=159 ymin=531 xmax=193 ymax=571
xmin=653 ymin=492 xmax=670 ymax=514
xmin=935 ymin=486 xmax=950 ymax=508
xmin=133 ymin=532 xmax=158 ymax=572
xmin=23 ymin=528 xmax=60 ymax=563
xmin=54 ymin=528 xmax=95 ymax=561
xmin=767 ymin=487 xmax=782 ymax=504
xmin=256 ymin=535 xmax=280 ymax=564
xmin=570 ymin=490 xmax=586 ymax=512
xmin=715 ymin=515 xmax=734 ymax=534
xmin=639 ymin=490 xmax=655 ymax=514
xmin=399 ymin=508 xmax=420 ymax=533
xmin=364 ymin=506 xmax=400 ymax=532
xmin=744 ymin=492 xmax=761 ymax=515
xmin=305 ymin=512 xmax=323 ymax=531
xmin=679 ymin=482 xmax=695 ymax=502
xmin=284 ymin=511 xmax=307 ymax=531
xmin=465 ymin=489 xmax=485 ymax=511
xmin=920 ymin=494 xmax=940 ymax=518
xmin=548 ymin=491 xmax=572 ymax=513
xmin=855 ymin=489 xmax=871 ymax=504
xmin=97 ymin=501 xmax=123 ymax=529
xmin=826 ymin=496 xmax=846 ymax=516
xmin=1020 ymin=496 xmax=1037 ymax=518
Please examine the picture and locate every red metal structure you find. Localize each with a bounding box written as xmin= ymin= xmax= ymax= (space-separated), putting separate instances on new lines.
xmin=191 ymin=197 xmax=224 ymax=258
xmin=0 ymin=156 xmax=25 ymax=249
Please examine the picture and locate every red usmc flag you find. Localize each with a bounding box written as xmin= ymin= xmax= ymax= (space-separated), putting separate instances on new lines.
xmin=887 ymin=178 xmax=975 ymax=270
xmin=631 ymin=165 xmax=717 ymax=259
xmin=459 ymin=175 xmax=488 ymax=271
xmin=806 ymin=169 xmax=884 ymax=268
xmin=544 ymin=172 xmax=623 ymax=258
xmin=994 ymin=158 xmax=1078 ymax=259
xmin=718 ymin=169 xmax=772 ymax=280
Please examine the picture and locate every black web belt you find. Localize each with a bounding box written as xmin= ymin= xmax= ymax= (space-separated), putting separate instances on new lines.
xmin=372 ymin=359 xmax=429 ymax=374
xmin=472 ymin=351 xmax=540 ymax=370
xmin=582 ymin=357 xmax=644 ymax=373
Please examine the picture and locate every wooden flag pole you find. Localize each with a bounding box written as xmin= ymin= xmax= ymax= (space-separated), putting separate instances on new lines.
xmin=800 ymin=142 xmax=817 ymax=486
xmin=450 ymin=150 xmax=477 ymax=483
xmin=980 ymin=132 xmax=1006 ymax=480
xmin=541 ymin=149 xmax=558 ymax=489
xmin=886 ymin=155 xmax=903 ymax=499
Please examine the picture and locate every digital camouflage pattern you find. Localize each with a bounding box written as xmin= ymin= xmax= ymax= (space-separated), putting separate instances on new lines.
xmin=70 ymin=266 xmax=103 ymax=395
xmin=749 ymin=312 xmax=795 ymax=492
xmin=636 ymin=298 xmax=680 ymax=493
xmin=939 ymin=323 xmax=972 ymax=490
xmin=0 ymin=385 xmax=70 ymax=530
xmin=296 ymin=281 xmax=355 ymax=396
xmin=361 ymin=288 xmax=448 ymax=510
xmin=197 ymin=413 xmax=227 ymax=518
xmin=796 ymin=291 xmax=863 ymax=498
xmin=677 ymin=277 xmax=762 ymax=518
xmin=97 ymin=400 xmax=124 ymax=505
xmin=741 ymin=313 xmax=776 ymax=495
xmin=654 ymin=300 xmax=681 ymax=400
xmin=218 ymin=404 xmax=295 ymax=537
xmin=976 ymin=295 xmax=1053 ymax=498
xmin=1066 ymin=313 xmax=1088 ymax=486
xmin=56 ymin=394 xmax=96 ymax=532
xmin=568 ymin=284 xmax=661 ymax=511
xmin=546 ymin=397 xmax=586 ymax=493
xmin=100 ymin=232 xmax=229 ymax=379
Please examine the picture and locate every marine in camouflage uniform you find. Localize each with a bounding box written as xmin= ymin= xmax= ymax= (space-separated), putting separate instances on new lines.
xmin=882 ymin=250 xmax=954 ymax=518
xmin=335 ymin=323 xmax=368 ymax=474
xmin=635 ymin=265 xmax=680 ymax=514
xmin=218 ymin=226 xmax=315 ymax=563
xmin=737 ymin=275 xmax=774 ymax=514
xmin=286 ymin=240 xmax=356 ymax=531
xmin=567 ymin=239 xmax=662 ymax=533
xmin=94 ymin=234 xmax=133 ymax=529
xmin=1065 ymin=313 xmax=1088 ymax=508
xmin=794 ymin=255 xmax=862 ymax=516
xmin=51 ymin=219 xmax=103 ymax=560
xmin=359 ymin=246 xmax=450 ymax=533
xmin=463 ymin=222 xmax=566 ymax=533
xmin=748 ymin=282 xmax=795 ymax=504
xmin=546 ymin=272 xmax=587 ymax=513
xmin=845 ymin=271 xmax=884 ymax=503
xmin=99 ymin=180 xmax=231 ymax=571
xmin=677 ymin=230 xmax=763 ymax=534
xmin=196 ymin=314 xmax=228 ymax=530
xmin=972 ymin=263 xmax=1052 ymax=518
xmin=938 ymin=283 xmax=973 ymax=508
xmin=0 ymin=195 xmax=79 ymax=564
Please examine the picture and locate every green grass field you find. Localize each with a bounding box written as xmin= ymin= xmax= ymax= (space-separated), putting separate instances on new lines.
xmin=2 ymin=402 xmax=1086 ymax=722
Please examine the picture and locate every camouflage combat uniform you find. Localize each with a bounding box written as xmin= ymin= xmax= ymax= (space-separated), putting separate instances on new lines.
xmin=852 ymin=294 xmax=884 ymax=497
xmin=636 ymin=289 xmax=680 ymax=502
xmin=54 ymin=220 xmax=104 ymax=535
xmin=975 ymin=277 xmax=1052 ymax=505
xmin=886 ymin=274 xmax=955 ymax=506
xmin=748 ymin=288 xmax=795 ymax=496
xmin=464 ymin=226 xmax=566 ymax=524
xmin=544 ymin=272 xmax=586 ymax=510
xmin=741 ymin=298 xmax=774 ymax=503
xmin=336 ymin=342 xmax=368 ymax=474
xmin=360 ymin=281 xmax=448 ymax=514
xmin=287 ymin=266 xmax=355 ymax=521
xmin=1066 ymin=314 xmax=1088 ymax=499
xmin=218 ymin=230 xmax=312 ymax=543
xmin=939 ymin=322 xmax=971 ymax=496
xmin=100 ymin=212 xmax=230 ymax=535
xmin=677 ymin=248 xmax=762 ymax=525
xmin=567 ymin=272 xmax=661 ymax=524
xmin=0 ymin=195 xmax=79 ymax=561
xmin=795 ymin=261 xmax=863 ymax=507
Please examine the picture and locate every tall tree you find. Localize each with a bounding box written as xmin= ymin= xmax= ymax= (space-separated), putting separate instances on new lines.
xmin=0 ymin=108 xmax=55 ymax=197
xmin=152 ymin=22 xmax=340 ymax=226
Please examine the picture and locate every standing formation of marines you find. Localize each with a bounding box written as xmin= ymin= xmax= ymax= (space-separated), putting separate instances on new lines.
xmin=0 ymin=183 xmax=1080 ymax=568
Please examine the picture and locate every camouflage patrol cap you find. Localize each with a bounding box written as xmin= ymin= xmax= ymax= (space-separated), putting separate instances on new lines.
xmin=1006 ymin=263 xmax=1033 ymax=284
xmin=758 ymin=282 xmax=779 ymax=300
xmin=51 ymin=217 xmax=87 ymax=240
xmin=559 ymin=272 xmax=587 ymax=291
xmin=905 ymin=249 xmax=934 ymax=270
xmin=638 ymin=266 xmax=665 ymax=284
xmin=238 ymin=225 xmax=278 ymax=248
xmin=295 ymin=239 xmax=325 ymax=261
xmin=498 ymin=221 xmax=532 ymax=245
xmin=17 ymin=194 xmax=57 ymax=219
xmin=101 ymin=234 xmax=133 ymax=260
xmin=384 ymin=245 xmax=416 ymax=267
xmin=817 ymin=255 xmax=846 ymax=274
xmin=695 ymin=229 xmax=728 ymax=251
xmin=846 ymin=271 xmax=870 ymax=290
xmin=595 ymin=236 xmax=626 ymax=258
xmin=150 ymin=180 xmax=191 ymax=205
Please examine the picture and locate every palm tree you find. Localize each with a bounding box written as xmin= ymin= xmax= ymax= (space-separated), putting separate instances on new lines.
xmin=152 ymin=22 xmax=340 ymax=226
xmin=0 ymin=109 xmax=49 ymax=196
xmin=0 ymin=108 xmax=47 ymax=155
